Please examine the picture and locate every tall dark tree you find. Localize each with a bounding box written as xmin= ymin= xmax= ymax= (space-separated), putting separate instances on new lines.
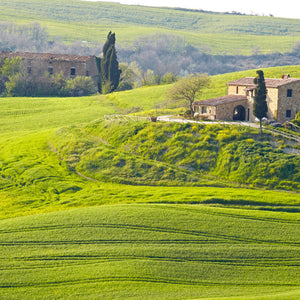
xmin=253 ymin=70 xmax=268 ymax=137
xmin=101 ymin=31 xmax=121 ymax=93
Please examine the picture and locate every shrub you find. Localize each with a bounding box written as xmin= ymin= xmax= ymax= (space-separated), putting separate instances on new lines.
xmin=116 ymin=81 xmax=133 ymax=91
xmin=161 ymin=72 xmax=177 ymax=84
xmin=5 ymin=74 xmax=97 ymax=97
xmin=64 ymin=76 xmax=97 ymax=96
xmin=214 ymin=140 xmax=300 ymax=190
xmin=79 ymin=121 xmax=300 ymax=190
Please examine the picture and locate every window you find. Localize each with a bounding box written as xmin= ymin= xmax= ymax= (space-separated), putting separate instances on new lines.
xmin=247 ymin=90 xmax=254 ymax=102
xmin=70 ymin=67 xmax=76 ymax=76
xmin=86 ymin=70 xmax=89 ymax=77
xmin=48 ymin=66 xmax=53 ymax=75
xmin=27 ymin=67 xmax=32 ymax=74
xmin=286 ymin=110 xmax=291 ymax=118
xmin=201 ymin=106 xmax=207 ymax=114
xmin=287 ymin=89 xmax=293 ymax=97
xmin=236 ymin=86 xmax=239 ymax=94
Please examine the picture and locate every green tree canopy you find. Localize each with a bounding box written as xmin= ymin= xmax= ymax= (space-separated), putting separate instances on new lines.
xmin=0 ymin=57 xmax=22 ymax=95
xmin=0 ymin=57 xmax=22 ymax=77
xmin=168 ymin=73 xmax=210 ymax=115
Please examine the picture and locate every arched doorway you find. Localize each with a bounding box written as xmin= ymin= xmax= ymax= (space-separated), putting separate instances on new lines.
xmin=233 ymin=105 xmax=246 ymax=121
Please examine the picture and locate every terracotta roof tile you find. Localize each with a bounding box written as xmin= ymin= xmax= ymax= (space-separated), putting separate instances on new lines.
xmin=194 ymin=95 xmax=247 ymax=106
xmin=227 ymin=77 xmax=300 ymax=88
xmin=0 ymin=51 xmax=95 ymax=62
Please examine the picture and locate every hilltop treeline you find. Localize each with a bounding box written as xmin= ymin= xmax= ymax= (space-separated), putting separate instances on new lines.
xmin=1 ymin=21 xmax=300 ymax=79
xmin=118 ymin=34 xmax=300 ymax=76
xmin=0 ymin=22 xmax=102 ymax=55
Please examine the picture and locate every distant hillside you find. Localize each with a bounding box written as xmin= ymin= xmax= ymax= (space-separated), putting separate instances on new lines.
xmin=0 ymin=0 xmax=299 ymax=54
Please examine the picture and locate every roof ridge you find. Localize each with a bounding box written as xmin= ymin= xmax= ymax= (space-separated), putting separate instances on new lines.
xmin=227 ymin=76 xmax=300 ymax=88
xmin=0 ymin=51 xmax=95 ymax=61
xmin=194 ymin=94 xmax=247 ymax=106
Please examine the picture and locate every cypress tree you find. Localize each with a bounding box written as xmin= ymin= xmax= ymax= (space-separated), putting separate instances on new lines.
xmin=101 ymin=31 xmax=121 ymax=93
xmin=253 ymin=70 xmax=268 ymax=137
xmin=95 ymin=56 xmax=102 ymax=93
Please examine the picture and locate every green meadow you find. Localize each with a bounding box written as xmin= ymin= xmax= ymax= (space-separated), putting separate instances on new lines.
xmin=1 ymin=205 xmax=299 ymax=299
xmin=1 ymin=0 xmax=300 ymax=54
xmin=0 ymin=66 xmax=299 ymax=299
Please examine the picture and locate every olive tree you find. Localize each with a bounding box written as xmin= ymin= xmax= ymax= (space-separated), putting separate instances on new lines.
xmin=168 ymin=73 xmax=209 ymax=115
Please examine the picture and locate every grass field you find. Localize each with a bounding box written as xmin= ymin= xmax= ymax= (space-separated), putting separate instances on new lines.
xmin=0 ymin=205 xmax=300 ymax=299
xmin=1 ymin=0 xmax=300 ymax=54
xmin=0 ymin=66 xmax=299 ymax=299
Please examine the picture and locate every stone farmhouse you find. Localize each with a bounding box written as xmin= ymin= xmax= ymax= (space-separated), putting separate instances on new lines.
xmin=194 ymin=75 xmax=300 ymax=123
xmin=0 ymin=51 xmax=99 ymax=84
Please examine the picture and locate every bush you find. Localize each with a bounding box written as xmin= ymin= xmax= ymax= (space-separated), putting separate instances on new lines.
xmin=161 ymin=72 xmax=177 ymax=84
xmin=6 ymin=75 xmax=64 ymax=97
xmin=116 ymin=81 xmax=133 ymax=91
xmin=64 ymin=76 xmax=97 ymax=96
xmin=214 ymin=140 xmax=300 ymax=190
xmin=75 ymin=121 xmax=300 ymax=190
xmin=5 ymin=74 xmax=97 ymax=97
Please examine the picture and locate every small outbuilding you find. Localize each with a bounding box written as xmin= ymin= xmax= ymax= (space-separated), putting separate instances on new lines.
xmin=194 ymin=95 xmax=248 ymax=121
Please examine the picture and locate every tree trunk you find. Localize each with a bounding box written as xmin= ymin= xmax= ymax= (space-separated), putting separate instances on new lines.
xmin=190 ymin=101 xmax=194 ymax=116
xmin=260 ymin=119 xmax=263 ymax=137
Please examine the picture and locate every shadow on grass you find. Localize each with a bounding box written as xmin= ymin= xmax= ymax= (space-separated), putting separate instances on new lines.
xmin=153 ymin=198 xmax=300 ymax=213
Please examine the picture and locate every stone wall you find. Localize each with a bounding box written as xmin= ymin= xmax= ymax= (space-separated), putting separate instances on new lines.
xmin=227 ymin=85 xmax=249 ymax=96
xmin=194 ymin=105 xmax=217 ymax=120
xmin=265 ymin=87 xmax=278 ymax=120
xmin=195 ymin=99 xmax=248 ymax=121
xmin=277 ymin=82 xmax=300 ymax=122
xmin=227 ymin=85 xmax=253 ymax=121
xmin=21 ymin=56 xmax=99 ymax=84
xmin=216 ymin=99 xmax=248 ymax=120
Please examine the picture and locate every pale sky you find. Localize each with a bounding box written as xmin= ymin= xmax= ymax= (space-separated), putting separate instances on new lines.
xmin=86 ymin=0 xmax=299 ymax=19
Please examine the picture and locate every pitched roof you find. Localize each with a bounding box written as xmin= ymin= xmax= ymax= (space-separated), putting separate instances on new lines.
xmin=194 ymin=95 xmax=247 ymax=106
xmin=227 ymin=77 xmax=300 ymax=88
xmin=0 ymin=51 xmax=95 ymax=62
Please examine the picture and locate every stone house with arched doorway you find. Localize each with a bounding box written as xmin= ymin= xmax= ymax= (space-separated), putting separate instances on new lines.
xmin=193 ymin=75 xmax=300 ymax=123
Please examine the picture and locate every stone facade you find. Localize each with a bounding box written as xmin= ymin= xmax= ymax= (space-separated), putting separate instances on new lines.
xmin=0 ymin=51 xmax=99 ymax=84
xmin=276 ymin=81 xmax=300 ymax=122
xmin=194 ymin=95 xmax=248 ymax=121
xmin=194 ymin=76 xmax=300 ymax=123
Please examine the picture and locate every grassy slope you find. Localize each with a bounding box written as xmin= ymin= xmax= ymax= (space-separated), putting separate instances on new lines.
xmin=0 ymin=95 xmax=113 ymax=136
xmin=109 ymin=65 xmax=300 ymax=107
xmin=0 ymin=66 xmax=299 ymax=299
xmin=1 ymin=65 xmax=300 ymax=219
xmin=0 ymin=0 xmax=300 ymax=54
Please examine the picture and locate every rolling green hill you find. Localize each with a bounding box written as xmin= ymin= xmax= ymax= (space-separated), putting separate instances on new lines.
xmin=1 ymin=0 xmax=300 ymax=54
xmin=0 ymin=65 xmax=299 ymax=217
xmin=1 ymin=205 xmax=299 ymax=299
xmin=0 ymin=66 xmax=299 ymax=299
